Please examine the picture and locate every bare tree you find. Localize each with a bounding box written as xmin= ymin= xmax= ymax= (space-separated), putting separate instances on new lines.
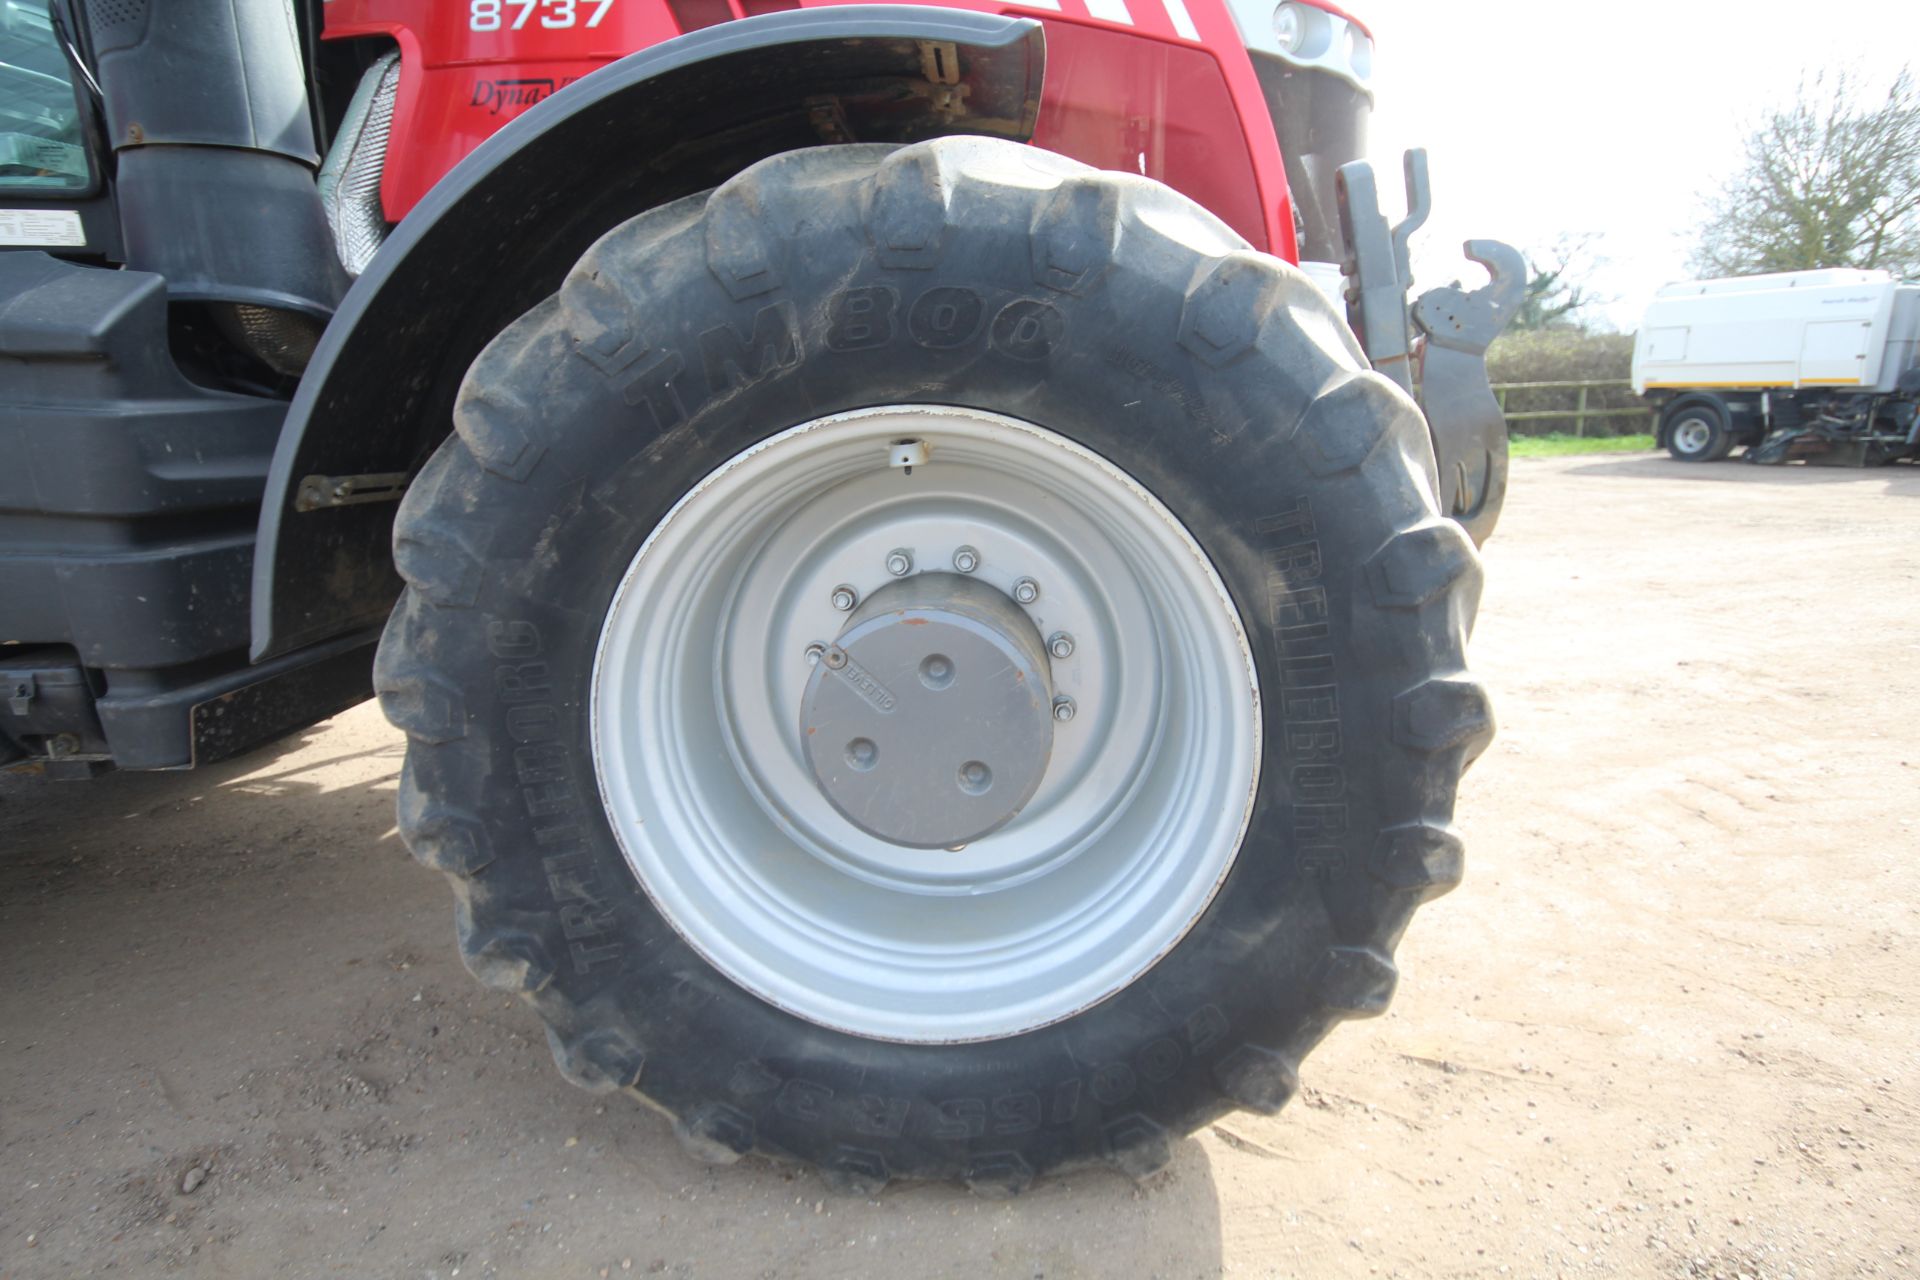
xmin=1511 ymin=232 xmax=1607 ymax=332
xmin=1691 ymin=67 xmax=1920 ymax=279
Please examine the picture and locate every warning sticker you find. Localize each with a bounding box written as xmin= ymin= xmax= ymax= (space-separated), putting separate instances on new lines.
xmin=0 ymin=208 xmax=85 ymax=247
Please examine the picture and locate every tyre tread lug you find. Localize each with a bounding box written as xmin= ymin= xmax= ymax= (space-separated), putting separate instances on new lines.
xmin=704 ymin=177 xmax=783 ymax=300
xmin=392 ymin=516 xmax=485 ymax=608
xmin=373 ymin=634 xmax=467 ymax=745
xmin=1029 ymin=174 xmax=1122 ymax=294
xmin=1102 ymin=1113 xmax=1174 ymax=1181
xmin=453 ymin=384 xmax=544 ymax=482
xmin=1315 ymin=944 xmax=1398 ymax=1019
xmin=674 ymin=1103 xmax=757 ymax=1166
xmin=1212 ymin=1043 xmax=1301 ymax=1115
xmin=963 ymin=1151 xmax=1035 ymax=1200
xmin=1371 ymin=821 xmax=1465 ymax=899
xmin=457 ymin=917 xmax=555 ymax=994
xmin=396 ymin=756 xmax=494 ymax=875
xmin=546 ymin=1025 xmax=646 ymax=1093
xmin=1393 ymin=675 xmax=1496 ymax=758
xmin=1365 ymin=519 xmax=1481 ymax=610
xmin=1295 ymin=370 xmax=1407 ymax=474
xmin=1177 ymin=252 xmax=1283 ymax=368
xmin=821 ymin=1146 xmax=891 ymax=1197
xmin=866 ymin=144 xmax=953 ymax=269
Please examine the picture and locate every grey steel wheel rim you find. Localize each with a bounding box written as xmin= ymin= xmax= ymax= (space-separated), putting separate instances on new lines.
xmin=591 ymin=406 xmax=1261 ymax=1043
xmin=1673 ymin=416 xmax=1713 ymax=454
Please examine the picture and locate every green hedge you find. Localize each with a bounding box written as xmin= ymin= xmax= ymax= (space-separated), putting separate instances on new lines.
xmin=1484 ymin=330 xmax=1650 ymax=437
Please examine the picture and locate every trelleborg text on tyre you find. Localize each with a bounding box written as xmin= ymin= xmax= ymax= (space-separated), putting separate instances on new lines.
xmin=375 ymin=137 xmax=1493 ymax=1195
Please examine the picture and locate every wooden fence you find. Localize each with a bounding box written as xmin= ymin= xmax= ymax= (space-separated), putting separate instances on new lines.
xmin=1492 ymin=379 xmax=1654 ymax=437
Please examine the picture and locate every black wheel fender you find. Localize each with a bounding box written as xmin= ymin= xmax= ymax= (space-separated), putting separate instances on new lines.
xmin=251 ymin=7 xmax=1045 ymax=662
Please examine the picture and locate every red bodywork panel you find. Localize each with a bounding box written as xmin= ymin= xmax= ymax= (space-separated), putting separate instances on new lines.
xmin=322 ymin=0 xmax=1304 ymax=262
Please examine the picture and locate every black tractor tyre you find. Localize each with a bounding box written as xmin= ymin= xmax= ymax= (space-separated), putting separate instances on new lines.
xmin=375 ymin=138 xmax=1491 ymax=1194
xmin=1663 ymin=399 xmax=1734 ymax=462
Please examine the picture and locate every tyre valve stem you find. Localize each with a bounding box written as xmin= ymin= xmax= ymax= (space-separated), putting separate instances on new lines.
xmin=889 ymin=438 xmax=928 ymax=477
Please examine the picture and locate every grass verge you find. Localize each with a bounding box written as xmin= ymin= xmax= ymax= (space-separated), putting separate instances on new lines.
xmin=1511 ymin=433 xmax=1655 ymax=458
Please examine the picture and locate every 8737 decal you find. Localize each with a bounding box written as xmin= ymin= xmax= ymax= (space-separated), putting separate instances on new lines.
xmin=470 ymin=0 xmax=616 ymax=31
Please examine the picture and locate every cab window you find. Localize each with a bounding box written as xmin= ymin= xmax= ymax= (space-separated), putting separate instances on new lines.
xmin=0 ymin=0 xmax=92 ymax=192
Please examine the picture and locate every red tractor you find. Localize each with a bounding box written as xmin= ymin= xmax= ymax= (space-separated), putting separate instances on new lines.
xmin=2 ymin=0 xmax=1518 ymax=1191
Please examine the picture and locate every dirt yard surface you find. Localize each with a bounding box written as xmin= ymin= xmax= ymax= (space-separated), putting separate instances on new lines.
xmin=3 ymin=455 xmax=1917 ymax=1279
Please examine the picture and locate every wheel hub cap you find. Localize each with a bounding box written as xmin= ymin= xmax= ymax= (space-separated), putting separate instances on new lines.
xmin=801 ymin=574 xmax=1054 ymax=849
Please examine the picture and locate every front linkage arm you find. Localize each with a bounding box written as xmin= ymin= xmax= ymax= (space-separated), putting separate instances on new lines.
xmin=1334 ymin=150 xmax=1524 ymax=547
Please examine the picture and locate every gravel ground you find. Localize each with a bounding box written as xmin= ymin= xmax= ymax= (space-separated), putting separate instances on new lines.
xmin=2 ymin=454 xmax=1916 ymax=1279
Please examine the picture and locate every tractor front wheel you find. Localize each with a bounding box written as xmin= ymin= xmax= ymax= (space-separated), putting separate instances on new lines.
xmin=375 ymin=138 xmax=1490 ymax=1193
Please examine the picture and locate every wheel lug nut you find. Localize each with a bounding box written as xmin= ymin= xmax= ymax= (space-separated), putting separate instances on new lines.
xmin=885 ymin=549 xmax=913 ymax=577
xmin=1047 ymin=632 xmax=1074 ymax=660
xmin=1052 ymin=696 xmax=1076 ymax=723
xmin=1012 ymin=577 xmax=1040 ymax=605
xmin=830 ymin=585 xmax=858 ymax=611
xmin=804 ymin=643 xmax=826 ymax=666
xmin=952 ymin=546 xmax=980 ymax=574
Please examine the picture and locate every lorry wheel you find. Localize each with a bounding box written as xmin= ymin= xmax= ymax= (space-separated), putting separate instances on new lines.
xmin=376 ymin=138 xmax=1490 ymax=1193
xmin=1664 ymin=401 xmax=1733 ymax=461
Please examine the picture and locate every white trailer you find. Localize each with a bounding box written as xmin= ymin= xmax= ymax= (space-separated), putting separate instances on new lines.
xmin=1630 ymin=269 xmax=1920 ymax=463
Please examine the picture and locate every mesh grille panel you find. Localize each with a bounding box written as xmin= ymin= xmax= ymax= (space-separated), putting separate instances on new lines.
xmin=317 ymin=51 xmax=402 ymax=276
xmin=85 ymin=0 xmax=149 ymax=50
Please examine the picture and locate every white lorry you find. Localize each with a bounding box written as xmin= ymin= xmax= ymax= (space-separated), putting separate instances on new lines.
xmin=1631 ymin=269 xmax=1920 ymax=464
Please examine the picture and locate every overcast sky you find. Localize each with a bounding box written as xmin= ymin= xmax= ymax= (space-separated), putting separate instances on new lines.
xmin=1358 ymin=0 xmax=1916 ymax=331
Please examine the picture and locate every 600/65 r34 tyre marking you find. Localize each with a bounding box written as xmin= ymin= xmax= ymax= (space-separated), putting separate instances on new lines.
xmin=376 ymin=136 xmax=1490 ymax=1192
